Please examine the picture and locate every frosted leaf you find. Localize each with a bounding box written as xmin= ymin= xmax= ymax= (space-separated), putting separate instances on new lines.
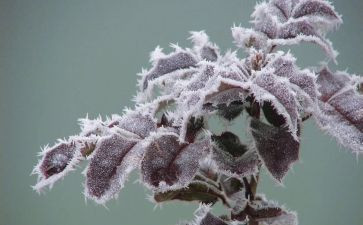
xmin=187 ymin=63 xmax=216 ymax=91
xmin=204 ymin=87 xmax=246 ymax=121
xmin=204 ymin=87 xmax=246 ymax=107
xmin=262 ymin=101 xmax=287 ymax=127
xmin=276 ymin=20 xmax=337 ymax=59
xmin=141 ymin=49 xmax=197 ymax=90
xmin=85 ymin=133 xmax=138 ymax=203
xmin=39 ymin=142 xmax=77 ymax=179
xmin=219 ymin=175 xmax=244 ymax=198
xmin=252 ymin=3 xmax=279 ymax=39
xmin=252 ymin=0 xmax=342 ymax=59
xmin=292 ymin=0 xmax=341 ymax=23
xmin=141 ymin=132 xmax=211 ymax=191
xmin=251 ymin=70 xmax=299 ymax=138
xmin=271 ymin=0 xmax=293 ymax=19
xmin=250 ymin=119 xmax=300 ymax=182
xmin=316 ymin=67 xmax=350 ymax=101
xmin=232 ymin=194 xmax=298 ymax=225
xmin=33 ymin=136 xmax=97 ymax=191
xmin=315 ymin=68 xmax=363 ymax=153
xmin=154 ymin=181 xmax=221 ymax=205
xmin=267 ymin=52 xmax=318 ymax=114
xmin=118 ymin=113 xmax=156 ymax=138
xmin=189 ymin=31 xmax=220 ymax=62
xmin=211 ymin=132 xmax=261 ymax=178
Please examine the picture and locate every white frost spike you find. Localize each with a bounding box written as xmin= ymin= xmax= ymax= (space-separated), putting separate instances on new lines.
xmin=149 ymin=46 xmax=165 ymax=64
xmin=189 ymin=31 xmax=209 ymax=47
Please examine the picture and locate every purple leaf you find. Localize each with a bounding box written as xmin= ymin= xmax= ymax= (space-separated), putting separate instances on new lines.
xmin=232 ymin=195 xmax=298 ymax=225
xmin=251 ymin=71 xmax=299 ymax=138
xmin=212 ymin=132 xmax=261 ymax=178
xmin=315 ymin=68 xmax=363 ymax=153
xmin=271 ymin=0 xmax=293 ymax=20
xmin=292 ymin=0 xmax=340 ymax=21
xmin=263 ymin=101 xmax=287 ymax=127
xmin=142 ymin=50 xmax=197 ymax=90
xmin=33 ymin=137 xmax=96 ymax=191
xmin=118 ymin=113 xmax=156 ymax=138
xmin=141 ymin=132 xmax=211 ymax=190
xmin=85 ymin=133 xmax=139 ymax=203
xmin=250 ymin=119 xmax=300 ymax=182
xmin=189 ymin=31 xmax=220 ymax=62
xmin=267 ymin=52 xmax=318 ymax=114
xmin=252 ymin=0 xmax=342 ymax=59
xmin=316 ymin=67 xmax=350 ymax=101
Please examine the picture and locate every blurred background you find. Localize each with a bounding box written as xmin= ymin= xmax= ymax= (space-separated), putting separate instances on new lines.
xmin=1 ymin=0 xmax=363 ymax=224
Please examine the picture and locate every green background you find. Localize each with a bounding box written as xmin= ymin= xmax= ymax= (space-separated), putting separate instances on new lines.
xmin=1 ymin=0 xmax=362 ymax=225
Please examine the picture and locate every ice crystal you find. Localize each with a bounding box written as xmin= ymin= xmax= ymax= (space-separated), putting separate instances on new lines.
xmin=33 ymin=0 xmax=362 ymax=224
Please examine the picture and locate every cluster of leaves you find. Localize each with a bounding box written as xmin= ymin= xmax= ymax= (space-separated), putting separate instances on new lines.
xmin=33 ymin=0 xmax=363 ymax=224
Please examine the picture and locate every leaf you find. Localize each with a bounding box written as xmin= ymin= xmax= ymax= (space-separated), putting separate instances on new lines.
xmin=85 ymin=133 xmax=139 ymax=203
xmin=315 ymin=67 xmax=363 ymax=153
xmin=141 ymin=131 xmax=211 ymax=191
xmin=118 ymin=113 xmax=157 ymax=138
xmin=32 ymin=136 xmax=97 ymax=191
xmin=203 ymin=86 xmax=246 ymax=121
xmin=219 ymin=175 xmax=244 ymax=198
xmin=292 ymin=0 xmax=341 ymax=22
xmin=251 ymin=70 xmax=299 ymax=139
xmin=263 ymin=101 xmax=286 ymax=127
xmin=189 ymin=31 xmax=220 ymax=62
xmin=212 ymin=132 xmax=248 ymax=157
xmin=212 ymin=132 xmax=261 ymax=178
xmin=267 ymin=52 xmax=318 ymax=114
xmin=141 ymin=48 xmax=197 ymax=90
xmin=250 ymin=119 xmax=300 ymax=182
xmin=251 ymin=0 xmax=342 ymax=59
xmin=232 ymin=195 xmax=298 ymax=225
xmin=154 ymin=181 xmax=222 ymax=205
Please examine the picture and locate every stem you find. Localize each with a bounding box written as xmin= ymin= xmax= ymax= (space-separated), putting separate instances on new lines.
xmin=248 ymin=175 xmax=259 ymax=225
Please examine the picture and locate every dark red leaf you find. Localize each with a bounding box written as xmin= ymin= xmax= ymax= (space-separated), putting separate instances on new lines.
xmin=250 ymin=119 xmax=300 ymax=182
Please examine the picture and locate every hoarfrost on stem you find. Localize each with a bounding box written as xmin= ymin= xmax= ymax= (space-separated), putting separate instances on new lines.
xmin=33 ymin=0 xmax=362 ymax=224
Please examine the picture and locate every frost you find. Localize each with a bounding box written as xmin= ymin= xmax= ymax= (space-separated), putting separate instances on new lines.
xmin=315 ymin=67 xmax=363 ymax=154
xmin=141 ymin=48 xmax=198 ymax=91
xmin=33 ymin=1 xmax=361 ymax=224
xmin=251 ymin=70 xmax=299 ymax=139
xmin=252 ymin=0 xmax=342 ymax=60
xmin=189 ymin=31 xmax=220 ymax=62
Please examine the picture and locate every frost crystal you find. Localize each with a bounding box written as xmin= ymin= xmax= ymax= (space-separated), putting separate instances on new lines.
xmin=33 ymin=1 xmax=362 ymax=224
